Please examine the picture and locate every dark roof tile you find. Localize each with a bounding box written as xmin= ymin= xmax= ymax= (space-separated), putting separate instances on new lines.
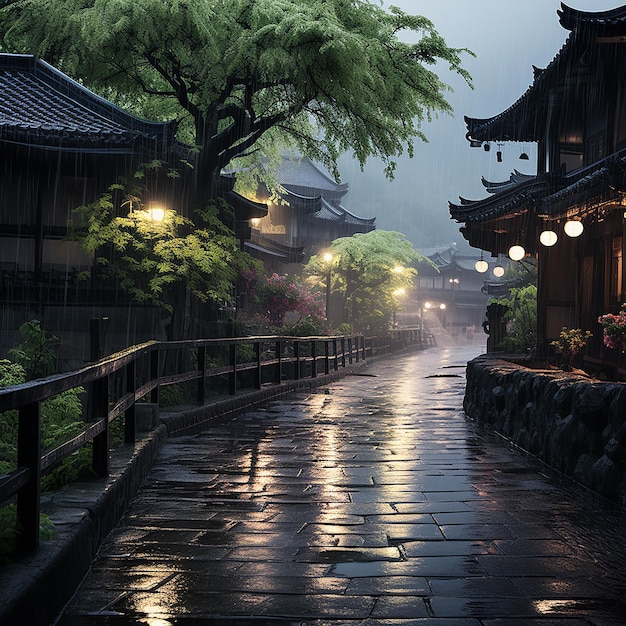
xmin=0 ymin=53 xmax=174 ymax=152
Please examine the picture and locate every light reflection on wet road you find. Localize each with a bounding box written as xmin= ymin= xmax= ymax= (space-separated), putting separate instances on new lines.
xmin=55 ymin=345 xmax=626 ymax=625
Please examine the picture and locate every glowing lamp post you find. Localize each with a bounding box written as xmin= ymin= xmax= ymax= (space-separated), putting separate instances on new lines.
xmin=145 ymin=205 xmax=166 ymax=222
xmin=323 ymin=252 xmax=333 ymax=319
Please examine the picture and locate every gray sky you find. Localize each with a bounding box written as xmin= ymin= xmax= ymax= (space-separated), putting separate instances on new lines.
xmin=337 ymin=0 xmax=623 ymax=251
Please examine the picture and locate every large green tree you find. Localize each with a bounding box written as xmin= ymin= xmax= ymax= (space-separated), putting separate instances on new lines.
xmin=70 ymin=162 xmax=260 ymax=340
xmin=0 ymin=0 xmax=473 ymax=196
xmin=304 ymin=230 xmax=432 ymax=334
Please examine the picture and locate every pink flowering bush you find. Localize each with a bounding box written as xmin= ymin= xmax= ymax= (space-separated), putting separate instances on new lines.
xmin=598 ymin=305 xmax=626 ymax=351
xmin=238 ymin=271 xmax=328 ymax=336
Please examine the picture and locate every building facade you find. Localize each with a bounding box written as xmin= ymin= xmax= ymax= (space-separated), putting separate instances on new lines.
xmin=0 ymin=53 xmax=265 ymax=364
xmin=246 ymin=156 xmax=376 ymax=274
xmin=449 ymin=4 xmax=626 ymax=374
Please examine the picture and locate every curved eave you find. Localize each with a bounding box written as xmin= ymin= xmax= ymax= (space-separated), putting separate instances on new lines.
xmin=465 ymin=32 xmax=575 ymax=143
xmin=281 ymin=182 xmax=347 ymax=204
xmin=224 ymin=190 xmax=268 ymax=220
xmin=312 ymin=199 xmax=376 ymax=225
xmin=279 ymin=188 xmax=322 ymax=213
xmin=449 ymin=177 xmax=550 ymax=222
xmin=247 ymin=235 xmax=305 ymax=263
xmin=467 ymin=4 xmax=626 ymax=145
xmin=482 ymin=170 xmax=537 ymax=193
xmin=558 ymin=3 xmax=626 ymax=32
xmin=451 ymin=153 xmax=626 ymax=225
xmin=538 ymin=164 xmax=617 ymax=217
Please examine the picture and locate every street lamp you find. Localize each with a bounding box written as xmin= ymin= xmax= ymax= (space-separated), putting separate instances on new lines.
xmin=145 ymin=204 xmax=166 ymax=222
xmin=323 ymin=252 xmax=333 ymax=320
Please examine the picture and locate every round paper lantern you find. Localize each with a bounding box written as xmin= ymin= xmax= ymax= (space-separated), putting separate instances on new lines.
xmin=508 ymin=245 xmax=526 ymax=261
xmin=474 ymin=259 xmax=488 ymax=273
xmin=493 ymin=265 xmax=505 ymax=277
xmin=564 ymin=220 xmax=584 ymax=237
xmin=539 ymin=230 xmax=558 ymax=246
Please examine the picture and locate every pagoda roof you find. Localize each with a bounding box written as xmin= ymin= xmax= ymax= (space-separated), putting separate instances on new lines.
xmin=0 ymin=53 xmax=176 ymax=154
xmin=313 ymin=198 xmax=375 ymax=226
xmin=449 ymin=172 xmax=552 ymax=224
xmin=245 ymin=235 xmax=304 ymax=263
xmin=419 ymin=244 xmax=496 ymax=273
xmin=275 ymin=156 xmax=375 ymax=227
xmin=464 ymin=3 xmax=626 ymax=145
xmin=449 ymin=153 xmax=626 ymax=253
xmin=277 ymin=156 xmax=349 ymax=201
xmin=450 ymin=151 xmax=626 ymax=226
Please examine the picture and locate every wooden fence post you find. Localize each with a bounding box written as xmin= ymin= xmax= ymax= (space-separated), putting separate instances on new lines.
xmin=16 ymin=401 xmax=41 ymax=553
xmin=124 ymin=359 xmax=136 ymax=444
xmin=91 ymin=375 xmax=110 ymax=478
xmin=197 ymin=346 xmax=206 ymax=404
xmin=229 ymin=343 xmax=237 ymax=394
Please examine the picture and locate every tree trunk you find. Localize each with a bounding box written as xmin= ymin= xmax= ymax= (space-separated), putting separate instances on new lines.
xmin=166 ymin=281 xmax=191 ymax=342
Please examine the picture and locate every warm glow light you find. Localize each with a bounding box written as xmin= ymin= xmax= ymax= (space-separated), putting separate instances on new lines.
xmin=508 ymin=245 xmax=526 ymax=261
xmin=539 ymin=230 xmax=558 ymax=246
xmin=393 ymin=265 xmax=404 ymax=274
xmin=424 ymin=302 xmax=431 ymax=309
xmin=439 ymin=303 xmax=446 ymax=310
xmin=475 ymin=259 xmax=488 ymax=273
xmin=394 ymin=288 xmax=406 ymax=297
xmin=323 ymin=252 xmax=333 ymax=263
xmin=564 ymin=220 xmax=584 ymax=237
xmin=493 ymin=265 xmax=505 ymax=277
xmin=146 ymin=206 xmax=165 ymax=222
xmin=250 ymin=217 xmax=261 ymax=227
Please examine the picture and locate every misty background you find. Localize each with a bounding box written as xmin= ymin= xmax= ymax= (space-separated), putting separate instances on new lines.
xmin=337 ymin=0 xmax=621 ymax=251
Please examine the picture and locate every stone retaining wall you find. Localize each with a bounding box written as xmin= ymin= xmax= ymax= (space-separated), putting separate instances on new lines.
xmin=464 ymin=354 xmax=626 ymax=506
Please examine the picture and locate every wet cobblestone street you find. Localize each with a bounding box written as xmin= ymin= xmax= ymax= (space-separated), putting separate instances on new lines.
xmin=55 ymin=345 xmax=626 ymax=625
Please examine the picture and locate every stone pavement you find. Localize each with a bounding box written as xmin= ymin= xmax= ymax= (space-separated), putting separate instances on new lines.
xmin=53 ymin=345 xmax=626 ymax=625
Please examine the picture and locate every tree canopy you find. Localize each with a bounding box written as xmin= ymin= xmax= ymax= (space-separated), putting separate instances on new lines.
xmin=0 ymin=0 xmax=473 ymax=193
xmin=69 ymin=161 xmax=260 ymax=340
xmin=304 ymin=230 xmax=432 ymax=334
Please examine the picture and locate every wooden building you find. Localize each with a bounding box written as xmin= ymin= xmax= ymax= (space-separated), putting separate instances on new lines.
xmin=414 ymin=244 xmax=502 ymax=336
xmin=449 ymin=3 xmax=626 ymax=370
xmin=0 ymin=53 xmax=265 ymax=363
xmin=247 ymin=156 xmax=376 ymax=274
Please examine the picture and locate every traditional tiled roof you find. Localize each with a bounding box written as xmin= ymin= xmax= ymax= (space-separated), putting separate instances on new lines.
xmin=0 ymin=53 xmax=175 ymax=153
xmin=449 ymin=173 xmax=551 ymax=223
xmin=449 ymin=152 xmax=626 ymax=225
xmin=452 ymin=2 xmax=626 ymax=231
xmin=314 ymin=198 xmax=375 ymax=225
xmin=557 ymin=3 xmax=626 ymax=31
xmin=277 ymin=156 xmax=375 ymax=228
xmin=245 ymin=235 xmax=304 ymax=263
xmin=276 ymin=156 xmax=349 ymax=200
xmin=463 ymin=3 xmax=626 ymax=146
xmin=419 ymin=244 xmax=493 ymax=273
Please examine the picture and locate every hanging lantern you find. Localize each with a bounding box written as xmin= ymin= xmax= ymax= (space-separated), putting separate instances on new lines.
xmin=475 ymin=251 xmax=488 ymax=273
xmin=493 ymin=265 xmax=505 ymax=277
xmin=508 ymin=245 xmax=526 ymax=261
xmin=539 ymin=230 xmax=558 ymax=246
xmin=564 ymin=220 xmax=584 ymax=237
xmin=474 ymin=259 xmax=488 ymax=273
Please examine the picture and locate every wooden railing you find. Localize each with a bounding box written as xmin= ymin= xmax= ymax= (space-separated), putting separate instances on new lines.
xmin=0 ymin=329 xmax=430 ymax=553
